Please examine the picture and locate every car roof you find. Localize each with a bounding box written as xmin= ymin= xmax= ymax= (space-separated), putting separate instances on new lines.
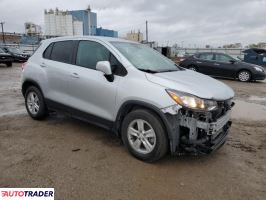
xmin=43 ymin=36 xmax=138 ymax=44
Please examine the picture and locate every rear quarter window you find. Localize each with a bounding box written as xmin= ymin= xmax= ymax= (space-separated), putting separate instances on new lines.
xmin=43 ymin=43 xmax=53 ymax=59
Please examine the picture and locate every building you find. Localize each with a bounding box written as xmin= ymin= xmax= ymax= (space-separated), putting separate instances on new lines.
xmin=69 ymin=6 xmax=97 ymax=35
xmin=25 ymin=22 xmax=42 ymax=36
xmin=0 ymin=32 xmax=22 ymax=44
xmin=44 ymin=7 xmax=118 ymax=38
xmin=126 ymin=31 xmax=143 ymax=42
xmin=44 ymin=8 xmax=77 ymax=36
xmin=223 ymin=43 xmax=242 ymax=48
xmin=96 ymin=27 xmax=118 ymax=38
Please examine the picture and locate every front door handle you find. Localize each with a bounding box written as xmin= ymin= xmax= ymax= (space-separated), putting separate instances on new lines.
xmin=214 ymin=63 xmax=220 ymax=66
xmin=196 ymin=61 xmax=202 ymax=64
xmin=71 ymin=72 xmax=79 ymax=78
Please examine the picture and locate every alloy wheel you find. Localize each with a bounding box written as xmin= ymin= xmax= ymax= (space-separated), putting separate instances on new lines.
xmin=26 ymin=91 xmax=40 ymax=115
xmin=238 ymin=71 xmax=250 ymax=82
xmin=127 ymin=119 xmax=156 ymax=154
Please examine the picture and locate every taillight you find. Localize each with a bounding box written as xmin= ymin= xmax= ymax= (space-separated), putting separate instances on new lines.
xmin=21 ymin=62 xmax=27 ymax=71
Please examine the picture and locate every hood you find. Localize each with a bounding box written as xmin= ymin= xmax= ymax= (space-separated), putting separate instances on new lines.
xmin=146 ymin=69 xmax=234 ymax=100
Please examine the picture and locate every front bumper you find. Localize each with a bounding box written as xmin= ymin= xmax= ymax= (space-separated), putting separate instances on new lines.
xmin=162 ymin=101 xmax=234 ymax=155
xmin=178 ymin=111 xmax=232 ymax=154
xmin=252 ymin=71 xmax=265 ymax=80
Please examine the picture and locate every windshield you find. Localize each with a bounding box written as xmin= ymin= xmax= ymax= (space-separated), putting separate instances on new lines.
xmin=0 ymin=48 xmax=5 ymax=53
xmin=111 ymin=42 xmax=179 ymax=73
xmin=9 ymin=48 xmax=23 ymax=54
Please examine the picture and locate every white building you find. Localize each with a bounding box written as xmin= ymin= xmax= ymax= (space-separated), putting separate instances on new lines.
xmin=44 ymin=9 xmax=83 ymax=36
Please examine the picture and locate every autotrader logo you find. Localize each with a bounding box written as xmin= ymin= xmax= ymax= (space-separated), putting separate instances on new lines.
xmin=0 ymin=188 xmax=54 ymax=200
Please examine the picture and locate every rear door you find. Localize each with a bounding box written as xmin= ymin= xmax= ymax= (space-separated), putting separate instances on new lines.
xmin=195 ymin=53 xmax=216 ymax=75
xmin=41 ymin=40 xmax=75 ymax=107
xmin=67 ymin=40 xmax=124 ymax=122
xmin=212 ymin=54 xmax=236 ymax=78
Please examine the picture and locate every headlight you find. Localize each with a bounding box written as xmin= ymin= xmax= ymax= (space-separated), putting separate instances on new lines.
xmin=166 ymin=89 xmax=218 ymax=111
xmin=254 ymin=66 xmax=263 ymax=72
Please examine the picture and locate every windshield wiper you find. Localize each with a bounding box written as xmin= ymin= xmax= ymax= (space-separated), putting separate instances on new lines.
xmin=138 ymin=68 xmax=159 ymax=73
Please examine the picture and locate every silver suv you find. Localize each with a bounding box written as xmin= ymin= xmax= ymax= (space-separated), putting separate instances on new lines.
xmin=21 ymin=36 xmax=234 ymax=162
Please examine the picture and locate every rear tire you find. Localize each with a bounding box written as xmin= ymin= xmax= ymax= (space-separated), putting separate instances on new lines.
xmin=188 ymin=65 xmax=197 ymax=71
xmin=238 ymin=70 xmax=251 ymax=82
xmin=6 ymin=62 xmax=12 ymax=67
xmin=25 ymin=86 xmax=48 ymax=120
xmin=121 ymin=109 xmax=168 ymax=162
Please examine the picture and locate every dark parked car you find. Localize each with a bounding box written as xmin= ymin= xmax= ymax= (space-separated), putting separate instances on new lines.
xmin=180 ymin=52 xmax=265 ymax=82
xmin=243 ymin=48 xmax=266 ymax=68
xmin=0 ymin=47 xmax=30 ymax=62
xmin=0 ymin=48 xmax=13 ymax=67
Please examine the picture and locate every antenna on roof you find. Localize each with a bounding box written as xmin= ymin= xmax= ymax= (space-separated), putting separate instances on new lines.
xmin=87 ymin=5 xmax=91 ymax=12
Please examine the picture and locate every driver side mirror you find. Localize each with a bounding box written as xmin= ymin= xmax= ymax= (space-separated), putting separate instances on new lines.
xmin=229 ymin=60 xmax=236 ymax=64
xmin=96 ymin=61 xmax=114 ymax=82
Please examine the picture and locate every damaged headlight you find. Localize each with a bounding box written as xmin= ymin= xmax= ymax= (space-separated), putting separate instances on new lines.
xmin=166 ymin=89 xmax=218 ymax=111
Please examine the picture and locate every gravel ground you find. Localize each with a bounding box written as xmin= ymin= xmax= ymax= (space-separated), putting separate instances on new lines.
xmin=0 ymin=63 xmax=266 ymax=200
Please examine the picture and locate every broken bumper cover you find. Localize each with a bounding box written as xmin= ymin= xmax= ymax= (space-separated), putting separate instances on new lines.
xmin=161 ymin=103 xmax=233 ymax=155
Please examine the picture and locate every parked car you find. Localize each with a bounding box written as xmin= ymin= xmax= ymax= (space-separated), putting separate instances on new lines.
xmin=0 ymin=48 xmax=13 ymax=67
xmin=180 ymin=52 xmax=265 ymax=82
xmin=243 ymin=48 xmax=266 ymax=68
xmin=21 ymin=36 xmax=235 ymax=162
xmin=0 ymin=47 xmax=30 ymax=62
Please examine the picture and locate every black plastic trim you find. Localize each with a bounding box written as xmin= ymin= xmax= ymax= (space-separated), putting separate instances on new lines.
xmin=45 ymin=99 xmax=114 ymax=130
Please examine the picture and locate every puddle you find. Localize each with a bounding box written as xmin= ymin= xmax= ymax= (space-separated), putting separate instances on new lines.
xmin=248 ymin=96 xmax=266 ymax=102
xmin=232 ymin=100 xmax=266 ymax=121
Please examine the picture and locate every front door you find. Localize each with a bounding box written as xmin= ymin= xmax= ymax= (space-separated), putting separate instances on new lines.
xmin=196 ymin=53 xmax=216 ymax=75
xmin=67 ymin=40 xmax=121 ymax=122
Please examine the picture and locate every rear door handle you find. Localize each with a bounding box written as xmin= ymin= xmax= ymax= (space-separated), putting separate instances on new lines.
xmin=214 ymin=63 xmax=220 ymax=66
xmin=196 ymin=61 xmax=202 ymax=64
xmin=71 ymin=72 xmax=79 ymax=78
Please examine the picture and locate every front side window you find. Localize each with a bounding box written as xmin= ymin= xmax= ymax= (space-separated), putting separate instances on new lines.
xmin=199 ymin=53 xmax=214 ymax=61
xmin=111 ymin=42 xmax=180 ymax=73
xmin=215 ymin=54 xmax=234 ymax=63
xmin=76 ymin=41 xmax=109 ymax=70
xmin=50 ymin=41 xmax=73 ymax=64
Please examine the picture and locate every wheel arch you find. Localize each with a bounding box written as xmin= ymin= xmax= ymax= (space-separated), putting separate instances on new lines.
xmin=114 ymin=100 xmax=174 ymax=143
xmin=22 ymin=79 xmax=43 ymax=97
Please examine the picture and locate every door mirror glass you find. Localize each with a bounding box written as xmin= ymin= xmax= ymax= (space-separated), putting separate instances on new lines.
xmin=96 ymin=61 xmax=112 ymax=75
xmin=229 ymin=60 xmax=236 ymax=64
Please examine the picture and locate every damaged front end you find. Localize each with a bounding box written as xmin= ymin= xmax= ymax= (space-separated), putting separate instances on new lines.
xmin=162 ymin=99 xmax=235 ymax=155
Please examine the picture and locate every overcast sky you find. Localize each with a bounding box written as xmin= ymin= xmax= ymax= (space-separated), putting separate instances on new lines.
xmin=0 ymin=0 xmax=266 ymax=47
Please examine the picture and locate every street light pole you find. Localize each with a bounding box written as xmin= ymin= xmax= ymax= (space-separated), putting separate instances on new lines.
xmin=0 ymin=22 xmax=5 ymax=44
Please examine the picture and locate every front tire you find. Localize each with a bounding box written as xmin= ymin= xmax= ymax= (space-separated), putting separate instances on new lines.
xmin=121 ymin=109 xmax=168 ymax=162
xmin=25 ymin=86 xmax=48 ymax=120
xmin=238 ymin=70 xmax=251 ymax=82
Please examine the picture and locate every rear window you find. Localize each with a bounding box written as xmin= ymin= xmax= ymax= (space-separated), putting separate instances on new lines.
xmin=50 ymin=41 xmax=73 ymax=64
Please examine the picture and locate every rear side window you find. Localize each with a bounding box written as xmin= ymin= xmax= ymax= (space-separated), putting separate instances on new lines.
xmin=50 ymin=41 xmax=73 ymax=64
xmin=199 ymin=53 xmax=214 ymax=61
xmin=43 ymin=43 xmax=53 ymax=59
xmin=76 ymin=41 xmax=110 ymax=69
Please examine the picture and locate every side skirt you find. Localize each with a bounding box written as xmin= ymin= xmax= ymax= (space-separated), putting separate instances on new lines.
xmin=45 ymin=99 xmax=115 ymax=131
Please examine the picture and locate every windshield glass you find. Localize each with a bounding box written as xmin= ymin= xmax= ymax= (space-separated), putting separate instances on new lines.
xmin=9 ymin=48 xmax=23 ymax=54
xmin=0 ymin=48 xmax=5 ymax=53
xmin=111 ymin=42 xmax=179 ymax=72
